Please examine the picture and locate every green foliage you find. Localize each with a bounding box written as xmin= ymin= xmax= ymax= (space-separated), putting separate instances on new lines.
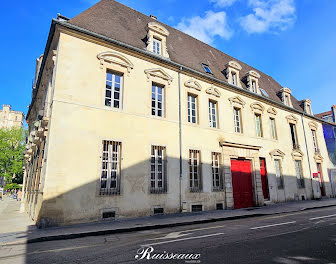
xmin=0 ymin=128 xmax=26 ymax=187
xmin=4 ymin=183 xmax=22 ymax=190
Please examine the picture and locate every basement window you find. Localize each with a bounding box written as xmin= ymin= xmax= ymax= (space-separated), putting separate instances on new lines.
xmin=102 ymin=211 xmax=115 ymax=219
xmin=202 ymin=64 xmax=212 ymax=74
xmin=191 ymin=204 xmax=203 ymax=212
xmin=216 ymin=203 xmax=224 ymax=210
xmin=153 ymin=208 xmax=164 ymax=215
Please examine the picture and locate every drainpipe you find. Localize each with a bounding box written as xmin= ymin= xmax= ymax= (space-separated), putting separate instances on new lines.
xmin=178 ymin=67 xmax=183 ymax=213
xmin=301 ymin=114 xmax=314 ymax=199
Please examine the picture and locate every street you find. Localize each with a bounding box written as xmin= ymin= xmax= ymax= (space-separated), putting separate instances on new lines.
xmin=0 ymin=205 xmax=335 ymax=264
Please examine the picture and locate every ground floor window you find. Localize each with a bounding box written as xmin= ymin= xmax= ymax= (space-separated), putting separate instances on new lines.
xmin=189 ymin=149 xmax=201 ymax=192
xmin=100 ymin=140 xmax=121 ymax=195
xmin=295 ymin=160 xmax=304 ymax=188
xmin=150 ymin=145 xmax=167 ymax=193
xmin=275 ymin=159 xmax=284 ymax=189
xmin=212 ymin=152 xmax=223 ymax=191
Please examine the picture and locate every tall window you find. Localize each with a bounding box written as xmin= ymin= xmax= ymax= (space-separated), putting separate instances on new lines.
xmin=234 ymin=108 xmax=242 ymax=133
xmin=231 ymin=72 xmax=237 ymax=85
xmin=284 ymin=95 xmax=290 ymax=106
xmin=152 ymin=84 xmax=164 ymax=117
xmin=153 ymin=38 xmax=161 ymax=55
xmin=255 ymin=114 xmax=262 ymax=137
xmin=251 ymin=81 xmax=256 ymax=93
xmin=189 ymin=150 xmax=201 ymax=191
xmin=212 ymin=152 xmax=222 ymax=191
xmin=270 ymin=118 xmax=277 ymax=140
xmin=105 ymin=71 xmax=123 ymax=109
xmin=188 ymin=94 xmax=198 ymax=124
xmin=150 ymin=146 xmax=166 ymax=193
xmin=275 ymin=159 xmax=284 ymax=189
xmin=312 ymin=130 xmax=319 ymax=153
xmin=295 ymin=160 xmax=304 ymax=188
xmin=306 ymin=105 xmax=312 ymax=115
xmin=289 ymin=123 xmax=299 ymax=149
xmin=209 ymin=100 xmax=217 ymax=128
xmin=100 ymin=140 xmax=121 ymax=195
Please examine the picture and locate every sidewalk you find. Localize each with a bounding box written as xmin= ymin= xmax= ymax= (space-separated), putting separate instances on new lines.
xmin=1 ymin=198 xmax=336 ymax=245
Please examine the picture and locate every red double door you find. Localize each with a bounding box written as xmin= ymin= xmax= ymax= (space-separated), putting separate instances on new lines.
xmin=231 ymin=159 xmax=254 ymax=209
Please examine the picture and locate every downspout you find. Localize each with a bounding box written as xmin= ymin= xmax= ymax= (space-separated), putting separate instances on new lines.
xmin=301 ymin=114 xmax=314 ymax=199
xmin=178 ymin=67 xmax=183 ymax=213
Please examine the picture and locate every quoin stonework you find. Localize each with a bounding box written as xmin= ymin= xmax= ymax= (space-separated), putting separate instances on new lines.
xmin=0 ymin=105 xmax=24 ymax=129
xmin=22 ymin=0 xmax=336 ymax=227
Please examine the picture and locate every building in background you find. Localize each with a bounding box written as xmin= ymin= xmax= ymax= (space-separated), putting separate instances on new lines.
xmin=316 ymin=106 xmax=336 ymax=196
xmin=0 ymin=105 xmax=24 ymax=129
xmin=22 ymin=0 xmax=336 ymax=227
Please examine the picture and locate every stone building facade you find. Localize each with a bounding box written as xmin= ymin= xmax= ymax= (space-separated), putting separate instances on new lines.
xmin=23 ymin=0 xmax=336 ymax=226
xmin=0 ymin=105 xmax=24 ymax=129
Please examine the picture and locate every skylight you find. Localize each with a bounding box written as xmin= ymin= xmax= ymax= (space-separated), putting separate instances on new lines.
xmin=202 ymin=64 xmax=212 ymax=74
xmin=260 ymin=88 xmax=269 ymax=97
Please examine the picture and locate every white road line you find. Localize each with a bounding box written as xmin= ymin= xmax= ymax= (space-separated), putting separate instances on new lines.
xmin=180 ymin=224 xmax=226 ymax=233
xmin=250 ymin=221 xmax=296 ymax=230
xmin=142 ymin=233 xmax=224 ymax=247
xmin=309 ymin=214 xmax=336 ymax=221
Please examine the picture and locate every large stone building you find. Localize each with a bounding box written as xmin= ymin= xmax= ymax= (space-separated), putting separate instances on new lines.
xmin=0 ymin=105 xmax=24 ymax=129
xmin=23 ymin=0 xmax=336 ymax=226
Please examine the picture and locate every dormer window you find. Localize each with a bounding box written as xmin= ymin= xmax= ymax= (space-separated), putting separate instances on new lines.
xmin=146 ymin=22 xmax=170 ymax=58
xmin=301 ymin=99 xmax=312 ymax=115
xmin=245 ymin=70 xmax=260 ymax=94
xmin=232 ymin=72 xmax=237 ymax=85
xmin=251 ymin=81 xmax=256 ymax=93
xmin=225 ymin=61 xmax=242 ymax=87
xmin=280 ymin=87 xmax=293 ymax=107
xmin=202 ymin=64 xmax=212 ymax=74
xmin=153 ymin=38 xmax=161 ymax=55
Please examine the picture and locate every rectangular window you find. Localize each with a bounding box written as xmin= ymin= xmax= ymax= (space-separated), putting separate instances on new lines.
xmin=312 ymin=130 xmax=319 ymax=153
xmin=275 ymin=159 xmax=284 ymax=189
xmin=212 ymin=152 xmax=222 ymax=191
xmin=209 ymin=100 xmax=217 ymax=128
xmin=295 ymin=160 xmax=304 ymax=188
xmin=270 ymin=118 xmax=277 ymax=140
xmin=284 ymin=95 xmax=290 ymax=106
xmin=290 ymin=123 xmax=299 ymax=149
xmin=105 ymin=71 xmax=123 ymax=109
xmin=150 ymin=146 xmax=166 ymax=193
xmin=307 ymin=105 xmax=312 ymax=115
xmin=232 ymin=72 xmax=237 ymax=85
xmin=234 ymin=108 xmax=242 ymax=133
xmin=251 ymin=81 xmax=256 ymax=93
xmin=255 ymin=114 xmax=262 ymax=137
xmin=100 ymin=140 xmax=121 ymax=195
xmin=152 ymin=84 xmax=164 ymax=117
xmin=189 ymin=150 xmax=201 ymax=192
xmin=153 ymin=38 xmax=161 ymax=54
xmin=188 ymin=94 xmax=198 ymax=124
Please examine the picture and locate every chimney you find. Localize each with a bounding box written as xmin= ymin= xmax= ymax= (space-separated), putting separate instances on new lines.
xmin=149 ymin=15 xmax=157 ymax=20
xmin=332 ymin=105 xmax=336 ymax=123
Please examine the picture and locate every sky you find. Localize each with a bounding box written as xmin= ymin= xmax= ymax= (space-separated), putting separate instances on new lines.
xmin=1 ymin=0 xmax=336 ymax=117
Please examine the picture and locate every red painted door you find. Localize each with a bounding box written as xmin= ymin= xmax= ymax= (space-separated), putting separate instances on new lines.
xmin=260 ymin=158 xmax=269 ymax=200
xmin=231 ymin=159 xmax=254 ymax=209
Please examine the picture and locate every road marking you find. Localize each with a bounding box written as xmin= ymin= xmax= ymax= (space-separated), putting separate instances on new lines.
xmin=250 ymin=221 xmax=296 ymax=230
xmin=310 ymin=214 xmax=336 ymax=221
xmin=142 ymin=233 xmax=224 ymax=247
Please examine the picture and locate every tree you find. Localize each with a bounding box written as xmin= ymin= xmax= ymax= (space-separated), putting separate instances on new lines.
xmin=0 ymin=128 xmax=26 ymax=187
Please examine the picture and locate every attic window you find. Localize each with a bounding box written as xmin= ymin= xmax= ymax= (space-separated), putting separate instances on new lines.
xmin=202 ymin=64 xmax=212 ymax=74
xmin=260 ymin=88 xmax=269 ymax=97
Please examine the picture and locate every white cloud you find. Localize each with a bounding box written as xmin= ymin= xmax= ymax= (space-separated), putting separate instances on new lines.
xmin=176 ymin=11 xmax=233 ymax=44
xmin=210 ymin=0 xmax=239 ymax=7
xmin=240 ymin=0 xmax=296 ymax=34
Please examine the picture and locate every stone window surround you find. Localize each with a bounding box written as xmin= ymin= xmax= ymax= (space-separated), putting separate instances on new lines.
xmin=246 ymin=70 xmax=261 ymax=94
xmin=302 ymin=99 xmax=312 ymax=115
xmin=229 ymin=96 xmax=246 ymax=134
xmin=280 ymin=87 xmax=293 ymax=107
xmin=225 ymin=61 xmax=242 ymax=88
xmin=146 ymin=22 xmax=170 ymax=58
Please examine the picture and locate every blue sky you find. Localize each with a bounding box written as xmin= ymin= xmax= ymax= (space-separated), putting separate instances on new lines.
xmin=1 ymin=0 xmax=336 ymax=117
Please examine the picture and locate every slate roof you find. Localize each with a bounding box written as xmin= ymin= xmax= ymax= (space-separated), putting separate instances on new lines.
xmin=315 ymin=111 xmax=332 ymax=119
xmin=69 ymin=0 xmax=304 ymax=111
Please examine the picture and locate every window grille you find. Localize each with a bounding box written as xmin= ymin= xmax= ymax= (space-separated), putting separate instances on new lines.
xmin=189 ymin=150 xmax=202 ymax=192
xmin=150 ymin=146 xmax=167 ymax=193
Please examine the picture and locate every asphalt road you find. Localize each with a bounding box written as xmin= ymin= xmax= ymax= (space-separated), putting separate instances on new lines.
xmin=1 ymin=206 xmax=336 ymax=264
